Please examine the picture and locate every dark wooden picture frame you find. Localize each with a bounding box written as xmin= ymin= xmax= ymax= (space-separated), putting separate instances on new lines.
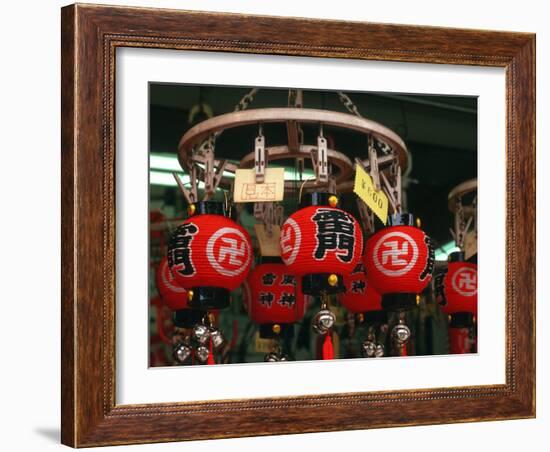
xmin=61 ymin=3 xmax=535 ymax=447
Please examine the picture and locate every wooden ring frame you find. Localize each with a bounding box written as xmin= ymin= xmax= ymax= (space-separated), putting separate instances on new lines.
xmin=177 ymin=107 xmax=408 ymax=193
xmin=448 ymin=178 xmax=478 ymax=216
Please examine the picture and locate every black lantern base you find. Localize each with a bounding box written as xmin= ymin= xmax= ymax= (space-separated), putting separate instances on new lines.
xmin=302 ymin=273 xmax=345 ymax=295
xmin=381 ymin=293 xmax=417 ymax=312
xmin=173 ymin=309 xmax=206 ymax=328
xmin=449 ymin=312 xmax=475 ymax=328
xmin=259 ymin=323 xmax=291 ymax=339
xmin=188 ymin=286 xmax=231 ymax=310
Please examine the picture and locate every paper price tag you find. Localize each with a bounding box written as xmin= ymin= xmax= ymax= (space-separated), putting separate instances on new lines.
xmin=353 ymin=165 xmax=389 ymax=225
xmin=233 ymin=168 xmax=285 ymax=203
xmin=254 ymin=224 xmax=281 ymax=257
xmin=254 ymin=332 xmax=273 ymax=353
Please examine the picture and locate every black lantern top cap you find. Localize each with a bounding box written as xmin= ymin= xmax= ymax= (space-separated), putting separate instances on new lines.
xmin=448 ymin=250 xmax=466 ymax=263
xmin=190 ymin=201 xmax=227 ymax=217
xmin=387 ymin=212 xmax=414 ymax=226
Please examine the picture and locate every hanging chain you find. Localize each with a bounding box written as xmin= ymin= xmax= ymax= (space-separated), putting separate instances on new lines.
xmin=197 ymin=88 xmax=260 ymax=155
xmin=337 ymin=91 xmax=362 ymax=117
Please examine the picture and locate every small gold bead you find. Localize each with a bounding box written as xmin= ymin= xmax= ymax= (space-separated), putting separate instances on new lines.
xmin=357 ymin=313 xmax=365 ymax=323
xmin=416 ymin=294 xmax=421 ymax=305
xmin=448 ymin=314 xmax=452 ymax=323
xmin=328 ymin=195 xmax=338 ymax=208
xmin=272 ymin=324 xmax=281 ymax=334
xmin=328 ymin=273 xmax=339 ymax=287
xmin=187 ymin=290 xmax=194 ymax=301
xmin=187 ymin=204 xmax=196 ymax=216
xmin=416 ymin=217 xmax=422 ymax=228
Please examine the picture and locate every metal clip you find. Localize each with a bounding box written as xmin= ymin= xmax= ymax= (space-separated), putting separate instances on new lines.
xmin=356 ymin=197 xmax=375 ymax=235
xmin=254 ymin=131 xmax=266 ymax=184
xmin=203 ymin=138 xmax=215 ymax=196
xmin=452 ymin=197 xmax=473 ymax=249
xmin=314 ymin=125 xmax=328 ymax=183
xmin=172 ymin=172 xmax=195 ymax=205
xmin=380 ymin=152 xmax=402 ymax=214
xmin=368 ymin=135 xmax=381 ymax=191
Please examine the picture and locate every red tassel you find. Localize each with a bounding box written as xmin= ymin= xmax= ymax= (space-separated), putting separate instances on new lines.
xmin=207 ymin=338 xmax=215 ymax=365
xmin=322 ymin=333 xmax=334 ymax=360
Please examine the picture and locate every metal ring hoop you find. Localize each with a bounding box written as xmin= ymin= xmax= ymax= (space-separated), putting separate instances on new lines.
xmin=178 ymin=108 xmax=408 ymax=177
xmin=448 ymin=179 xmax=478 ymax=215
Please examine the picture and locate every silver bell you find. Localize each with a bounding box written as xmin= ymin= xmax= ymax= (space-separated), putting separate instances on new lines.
xmin=209 ymin=328 xmax=226 ymax=350
xmin=362 ymin=340 xmax=376 ymax=358
xmin=312 ymin=309 xmax=336 ymax=334
xmin=264 ymin=352 xmax=279 ymax=362
xmin=391 ymin=323 xmax=411 ymax=344
xmin=192 ymin=324 xmax=210 ymax=345
xmin=173 ymin=342 xmax=192 ymax=364
xmin=195 ymin=345 xmax=210 ymax=363
xmin=374 ymin=343 xmax=385 ymax=358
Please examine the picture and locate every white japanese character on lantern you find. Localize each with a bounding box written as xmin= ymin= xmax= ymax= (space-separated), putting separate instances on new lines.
xmin=381 ymin=241 xmax=409 ymax=266
xmin=280 ymin=218 xmax=301 ymax=265
xmin=207 ymin=227 xmax=252 ymax=277
xmin=452 ymin=267 xmax=478 ymax=297
xmin=373 ymin=231 xmax=419 ymax=277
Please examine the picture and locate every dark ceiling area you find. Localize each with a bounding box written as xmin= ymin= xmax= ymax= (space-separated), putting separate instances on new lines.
xmin=149 ymin=83 xmax=477 ymax=249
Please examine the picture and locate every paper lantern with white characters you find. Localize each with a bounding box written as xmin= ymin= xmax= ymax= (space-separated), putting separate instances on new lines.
xmin=167 ymin=202 xmax=253 ymax=309
xmin=280 ymin=193 xmax=363 ymax=295
xmin=364 ymin=213 xmax=434 ymax=311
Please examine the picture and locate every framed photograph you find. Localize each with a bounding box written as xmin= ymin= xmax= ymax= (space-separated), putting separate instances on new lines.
xmin=61 ymin=3 xmax=535 ymax=447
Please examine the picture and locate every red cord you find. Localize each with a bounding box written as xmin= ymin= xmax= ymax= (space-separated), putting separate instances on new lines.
xmin=322 ymin=332 xmax=334 ymax=360
xmin=207 ymin=338 xmax=215 ymax=365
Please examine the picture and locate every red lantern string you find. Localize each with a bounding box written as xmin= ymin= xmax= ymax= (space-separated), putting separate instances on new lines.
xmin=280 ymin=206 xmax=363 ymax=276
xmin=168 ymin=214 xmax=253 ymax=291
xmin=207 ymin=337 xmax=215 ymax=365
xmin=322 ymin=332 xmax=334 ymax=360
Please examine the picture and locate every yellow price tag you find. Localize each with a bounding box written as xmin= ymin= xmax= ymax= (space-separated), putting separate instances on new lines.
xmin=353 ymin=165 xmax=389 ymax=225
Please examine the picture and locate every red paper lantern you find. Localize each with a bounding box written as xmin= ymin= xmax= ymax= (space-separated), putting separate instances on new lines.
xmin=448 ymin=327 xmax=474 ymax=354
xmin=155 ymin=257 xmax=187 ymax=311
xmin=340 ymin=264 xmax=382 ymax=313
xmin=168 ymin=204 xmax=253 ymax=309
xmin=439 ymin=260 xmax=478 ymax=316
xmin=280 ymin=201 xmax=363 ymax=293
xmin=244 ymin=262 xmax=306 ymax=325
xmin=364 ymin=222 xmax=433 ymax=296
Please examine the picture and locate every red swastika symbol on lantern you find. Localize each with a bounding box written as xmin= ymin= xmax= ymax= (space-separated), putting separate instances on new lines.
xmin=452 ymin=267 xmax=477 ymax=297
xmin=280 ymin=218 xmax=301 ymax=265
xmin=207 ymin=227 xmax=251 ymax=277
xmin=373 ymin=231 xmax=419 ymax=277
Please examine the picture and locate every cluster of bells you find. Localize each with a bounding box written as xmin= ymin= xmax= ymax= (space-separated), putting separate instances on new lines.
xmin=155 ymin=190 xmax=446 ymax=364
xmin=172 ymin=319 xmax=227 ymax=365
